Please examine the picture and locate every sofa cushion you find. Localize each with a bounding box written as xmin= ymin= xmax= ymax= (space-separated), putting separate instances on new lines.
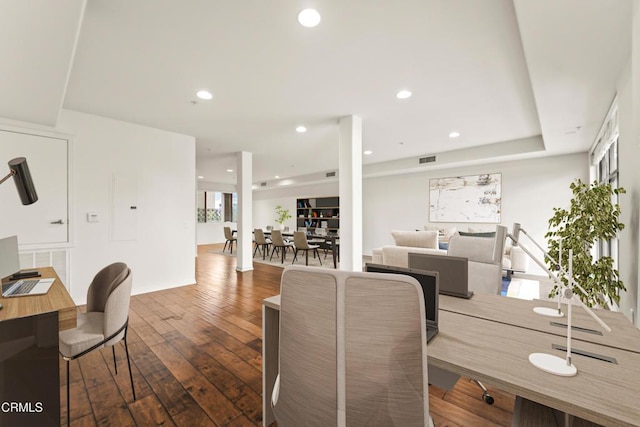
xmin=424 ymin=225 xmax=457 ymax=240
xmin=391 ymin=230 xmax=438 ymax=249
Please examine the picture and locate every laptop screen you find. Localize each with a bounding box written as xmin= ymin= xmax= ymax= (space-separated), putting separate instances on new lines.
xmin=0 ymin=235 xmax=20 ymax=280
xmin=365 ymin=263 xmax=438 ymax=325
xmin=408 ymin=252 xmax=470 ymax=297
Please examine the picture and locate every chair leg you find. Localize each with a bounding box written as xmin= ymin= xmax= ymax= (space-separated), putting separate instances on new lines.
xmin=270 ymin=246 xmax=277 ymax=261
xmin=112 ymin=346 xmax=118 ymax=375
xmin=124 ymin=335 xmax=136 ymax=401
xmin=315 ymin=248 xmax=322 ymax=266
xmin=66 ymin=360 xmax=70 ymax=427
xmin=253 ymin=244 xmax=259 ymax=257
xmin=292 ymin=249 xmax=299 ymax=264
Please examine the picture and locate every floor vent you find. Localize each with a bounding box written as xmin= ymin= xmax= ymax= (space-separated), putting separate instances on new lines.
xmin=260 ymin=182 xmax=267 ymax=187
xmin=326 ymin=171 xmax=336 ymax=178
xmin=419 ymin=155 xmax=436 ymax=164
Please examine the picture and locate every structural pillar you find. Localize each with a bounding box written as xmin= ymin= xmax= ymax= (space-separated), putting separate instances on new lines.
xmin=236 ymin=151 xmax=253 ymax=272
xmin=338 ymin=115 xmax=363 ymax=271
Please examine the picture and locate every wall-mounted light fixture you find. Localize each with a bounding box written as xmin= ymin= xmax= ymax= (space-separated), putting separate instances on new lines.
xmin=0 ymin=157 xmax=38 ymax=205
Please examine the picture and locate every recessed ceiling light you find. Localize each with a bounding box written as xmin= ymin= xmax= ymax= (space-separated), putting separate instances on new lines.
xmin=449 ymin=131 xmax=461 ymax=138
xmin=226 ymin=169 xmax=233 ymax=173
xmin=296 ymin=125 xmax=307 ymax=133
xmin=196 ymin=90 xmax=213 ymax=100
xmin=396 ymin=90 xmax=412 ymax=99
xmin=298 ymin=9 xmax=321 ymax=27
xmin=363 ymin=150 xmax=373 ymax=155
xmin=275 ymin=175 xmax=280 ymax=179
xmin=197 ymin=176 xmax=204 ymax=179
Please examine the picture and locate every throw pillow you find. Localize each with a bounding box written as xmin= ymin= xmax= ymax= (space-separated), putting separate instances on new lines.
xmin=391 ymin=230 xmax=438 ymax=248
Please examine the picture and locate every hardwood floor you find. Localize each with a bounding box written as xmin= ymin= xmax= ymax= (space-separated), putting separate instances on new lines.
xmin=61 ymin=243 xmax=514 ymax=426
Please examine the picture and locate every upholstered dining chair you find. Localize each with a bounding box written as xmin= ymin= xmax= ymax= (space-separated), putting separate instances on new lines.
xmin=253 ymin=228 xmax=272 ymax=260
xmin=292 ymin=231 xmax=322 ymax=266
xmin=59 ymin=262 xmax=136 ymax=426
xmin=270 ymin=229 xmax=295 ymax=263
xmin=223 ymin=226 xmax=237 ymax=254
xmin=272 ymin=266 xmax=434 ymax=426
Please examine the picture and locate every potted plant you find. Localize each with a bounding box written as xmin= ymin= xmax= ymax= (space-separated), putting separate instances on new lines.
xmin=545 ymin=179 xmax=626 ymax=308
xmin=275 ymin=205 xmax=291 ymax=229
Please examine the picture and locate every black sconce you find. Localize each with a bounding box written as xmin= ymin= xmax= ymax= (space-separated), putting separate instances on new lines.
xmin=0 ymin=157 xmax=38 ymax=205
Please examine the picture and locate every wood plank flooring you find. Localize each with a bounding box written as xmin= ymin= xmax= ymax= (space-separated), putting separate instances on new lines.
xmin=61 ymin=243 xmax=514 ymax=426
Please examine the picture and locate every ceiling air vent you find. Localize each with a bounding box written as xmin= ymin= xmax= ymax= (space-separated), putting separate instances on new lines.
xmin=326 ymin=171 xmax=336 ymax=178
xmin=419 ymin=155 xmax=436 ymax=164
xmin=260 ymin=182 xmax=267 ymax=187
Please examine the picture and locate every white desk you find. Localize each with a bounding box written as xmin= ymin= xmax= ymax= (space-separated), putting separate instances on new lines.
xmin=263 ymin=294 xmax=640 ymax=427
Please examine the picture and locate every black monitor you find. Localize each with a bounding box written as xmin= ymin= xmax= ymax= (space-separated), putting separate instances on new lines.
xmin=364 ymin=263 xmax=439 ymax=326
xmin=408 ymin=252 xmax=472 ymax=298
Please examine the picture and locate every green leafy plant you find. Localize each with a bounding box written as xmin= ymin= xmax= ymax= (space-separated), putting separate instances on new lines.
xmin=545 ymin=179 xmax=625 ymax=307
xmin=275 ymin=205 xmax=291 ymax=225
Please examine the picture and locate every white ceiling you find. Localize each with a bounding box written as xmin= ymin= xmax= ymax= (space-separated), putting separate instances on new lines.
xmin=0 ymin=0 xmax=632 ymax=186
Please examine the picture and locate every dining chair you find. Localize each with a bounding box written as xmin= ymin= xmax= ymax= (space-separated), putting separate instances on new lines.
xmin=292 ymin=231 xmax=322 ymax=266
xmin=223 ymin=226 xmax=237 ymax=254
xmin=270 ymin=229 xmax=295 ymax=263
xmin=253 ymin=228 xmax=272 ymax=260
xmin=59 ymin=262 xmax=135 ymax=426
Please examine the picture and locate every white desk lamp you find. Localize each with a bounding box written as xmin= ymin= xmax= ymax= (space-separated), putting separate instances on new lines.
xmin=506 ymin=223 xmax=611 ymax=376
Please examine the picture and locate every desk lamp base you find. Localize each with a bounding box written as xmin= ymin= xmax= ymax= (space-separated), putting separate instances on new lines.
xmin=533 ymin=307 xmax=564 ymax=317
xmin=529 ymin=352 xmax=577 ymax=376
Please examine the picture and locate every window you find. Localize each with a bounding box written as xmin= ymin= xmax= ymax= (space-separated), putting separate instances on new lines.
xmin=197 ymin=191 xmax=236 ymax=223
xmin=590 ymin=98 xmax=619 ymax=269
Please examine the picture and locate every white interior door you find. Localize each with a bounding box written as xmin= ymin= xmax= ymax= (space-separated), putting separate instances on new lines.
xmin=0 ymin=128 xmax=69 ymax=245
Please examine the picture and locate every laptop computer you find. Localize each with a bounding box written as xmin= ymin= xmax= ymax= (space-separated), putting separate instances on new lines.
xmin=408 ymin=252 xmax=473 ymax=299
xmin=365 ymin=263 xmax=439 ymax=342
xmin=0 ymin=235 xmax=55 ymax=297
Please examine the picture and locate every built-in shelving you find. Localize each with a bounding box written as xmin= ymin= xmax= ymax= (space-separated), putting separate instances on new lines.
xmin=296 ymin=196 xmax=339 ymax=234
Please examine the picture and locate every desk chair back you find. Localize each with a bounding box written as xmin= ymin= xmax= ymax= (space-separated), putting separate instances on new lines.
xmin=273 ymin=266 xmax=432 ymax=426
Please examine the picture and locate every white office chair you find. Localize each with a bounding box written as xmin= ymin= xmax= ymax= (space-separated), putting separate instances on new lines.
xmin=272 ymin=266 xmax=434 ymax=426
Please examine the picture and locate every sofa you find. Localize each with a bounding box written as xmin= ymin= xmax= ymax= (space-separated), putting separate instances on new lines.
xmin=371 ymin=230 xmax=445 ymax=268
xmin=372 ymin=226 xmax=518 ymax=295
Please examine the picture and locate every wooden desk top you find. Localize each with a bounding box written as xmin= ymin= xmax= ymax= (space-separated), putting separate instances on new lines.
xmin=430 ymin=310 xmax=640 ymax=427
xmin=1 ymin=267 xmax=77 ymax=331
xmin=440 ymin=293 xmax=640 ymax=354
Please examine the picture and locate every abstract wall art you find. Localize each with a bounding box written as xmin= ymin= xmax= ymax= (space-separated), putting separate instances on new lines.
xmin=429 ymin=173 xmax=501 ymax=223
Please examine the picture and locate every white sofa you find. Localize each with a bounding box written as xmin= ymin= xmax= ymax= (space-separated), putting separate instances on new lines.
xmin=372 ymin=226 xmax=515 ymax=295
xmin=371 ymin=230 xmax=445 ymax=268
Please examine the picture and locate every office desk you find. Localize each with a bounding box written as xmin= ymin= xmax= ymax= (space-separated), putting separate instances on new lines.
xmin=0 ymin=267 xmax=75 ymax=426
xmin=440 ymin=293 xmax=640 ymax=354
xmin=263 ymin=294 xmax=640 ymax=427
xmin=0 ymin=266 xmax=77 ymax=330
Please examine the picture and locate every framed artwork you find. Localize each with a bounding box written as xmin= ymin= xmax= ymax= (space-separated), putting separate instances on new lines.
xmin=429 ymin=173 xmax=501 ymax=223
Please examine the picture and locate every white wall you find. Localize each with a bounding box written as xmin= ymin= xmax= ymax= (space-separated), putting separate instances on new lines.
xmin=57 ymin=110 xmax=196 ymax=303
xmin=616 ymin=1 xmax=640 ymax=324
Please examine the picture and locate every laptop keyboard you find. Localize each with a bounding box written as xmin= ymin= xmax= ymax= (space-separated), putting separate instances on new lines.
xmin=4 ymin=279 xmax=39 ymax=296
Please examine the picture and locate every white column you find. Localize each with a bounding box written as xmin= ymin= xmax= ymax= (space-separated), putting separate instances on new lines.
xmin=236 ymin=151 xmax=253 ymax=272
xmin=338 ymin=115 xmax=363 ymax=271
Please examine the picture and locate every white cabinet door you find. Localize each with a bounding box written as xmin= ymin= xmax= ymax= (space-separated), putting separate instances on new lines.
xmin=0 ymin=129 xmax=69 ymax=245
